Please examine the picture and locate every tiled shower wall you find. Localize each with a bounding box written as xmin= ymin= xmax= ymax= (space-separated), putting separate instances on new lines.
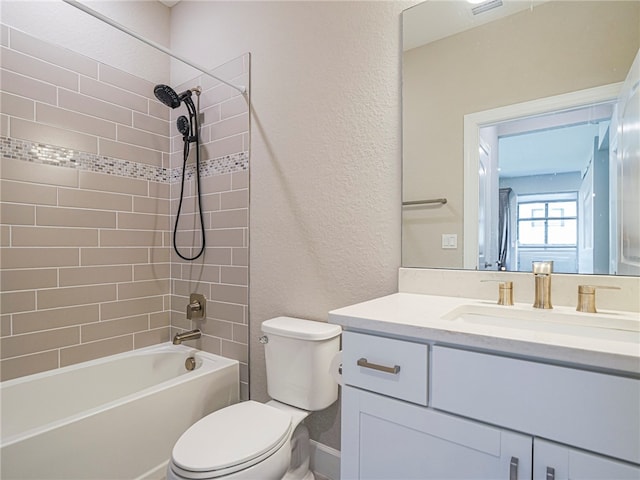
xmin=0 ymin=24 xmax=250 ymax=395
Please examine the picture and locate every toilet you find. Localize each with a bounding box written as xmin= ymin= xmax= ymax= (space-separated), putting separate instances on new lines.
xmin=166 ymin=317 xmax=342 ymax=480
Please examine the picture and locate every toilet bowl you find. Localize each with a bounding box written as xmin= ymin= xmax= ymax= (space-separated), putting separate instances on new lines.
xmin=166 ymin=317 xmax=341 ymax=480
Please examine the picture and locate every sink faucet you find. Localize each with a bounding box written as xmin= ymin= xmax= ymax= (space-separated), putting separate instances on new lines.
xmin=532 ymin=261 xmax=553 ymax=309
xmin=173 ymin=329 xmax=201 ymax=345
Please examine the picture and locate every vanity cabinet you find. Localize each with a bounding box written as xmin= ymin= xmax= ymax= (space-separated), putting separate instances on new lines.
xmin=340 ymin=331 xmax=640 ymax=480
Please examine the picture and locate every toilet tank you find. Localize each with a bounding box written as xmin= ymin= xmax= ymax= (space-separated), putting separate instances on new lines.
xmin=261 ymin=317 xmax=341 ymax=411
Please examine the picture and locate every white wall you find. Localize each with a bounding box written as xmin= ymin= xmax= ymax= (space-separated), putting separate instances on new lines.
xmin=169 ymin=0 xmax=410 ymax=449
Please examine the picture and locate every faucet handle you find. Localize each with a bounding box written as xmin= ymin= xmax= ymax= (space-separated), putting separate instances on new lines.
xmin=576 ymin=285 xmax=621 ymax=313
xmin=481 ymin=280 xmax=514 ymax=306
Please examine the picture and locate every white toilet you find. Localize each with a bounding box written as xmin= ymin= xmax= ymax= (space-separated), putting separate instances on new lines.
xmin=166 ymin=317 xmax=342 ymax=480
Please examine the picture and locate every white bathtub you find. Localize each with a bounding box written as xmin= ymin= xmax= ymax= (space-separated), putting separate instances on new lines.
xmin=0 ymin=343 xmax=239 ymax=480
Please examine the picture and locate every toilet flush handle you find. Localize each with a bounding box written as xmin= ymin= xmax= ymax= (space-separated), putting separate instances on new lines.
xmin=259 ymin=335 xmax=268 ymax=344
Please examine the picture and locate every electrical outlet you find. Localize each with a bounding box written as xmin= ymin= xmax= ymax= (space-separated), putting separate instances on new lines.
xmin=442 ymin=234 xmax=458 ymax=249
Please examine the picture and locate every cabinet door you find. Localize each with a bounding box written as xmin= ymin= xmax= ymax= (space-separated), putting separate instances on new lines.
xmin=533 ymin=439 xmax=640 ymax=480
xmin=342 ymin=385 xmax=532 ymax=480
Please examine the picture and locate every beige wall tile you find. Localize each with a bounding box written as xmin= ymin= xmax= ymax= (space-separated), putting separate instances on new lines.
xmin=98 ymin=138 xmax=163 ymax=167
xmin=117 ymin=125 xmax=169 ymax=152
xmin=82 ymin=314 xmax=149 ymax=342
xmin=0 ymin=225 xmax=9 ymax=246
xmin=208 ymin=229 xmax=244 ymax=247
xmin=210 ymin=113 xmax=248 ymax=141
xmin=150 ymin=247 xmax=170 ymax=263
xmin=79 ymin=171 xmax=148 ymax=196
xmin=1 ymin=24 xmax=8 ymax=47
xmin=211 ymin=209 xmax=247 ymax=228
xmin=132 ymin=112 xmax=169 ymax=136
xmin=209 ymin=283 xmax=247 ymax=305
xmin=58 ymin=88 xmax=131 ymax=125
xmin=0 ymin=248 xmax=79 ymax=269
xmin=100 ymin=229 xmax=164 ymax=247
xmin=221 ymin=96 xmax=249 ymax=119
xmin=148 ymin=99 xmax=170 ymax=121
xmin=221 ymin=339 xmax=248 ymax=363
xmin=58 ymin=187 xmax=132 ymax=212
xmin=36 ymin=103 xmax=116 ymax=139
xmin=201 ymin=318 xmax=232 ymax=340
xmin=207 ymin=301 xmax=246 ymax=323
xmin=1 ymin=268 xmax=57 ymax=291
xmin=0 ymin=69 xmax=57 ymax=104
xmin=1 ymin=92 xmax=34 ymax=120
xmin=0 ymin=291 xmax=35 ymax=314
xmin=1 ymin=113 xmax=8 ymax=136
xmin=172 ymin=279 xmax=211 ymax=299
xmin=100 ymin=296 xmax=164 ymax=321
xmin=1 ymin=326 xmax=79 ymax=359
xmin=149 ymin=311 xmax=170 ymax=329
xmin=81 ymin=247 xmax=148 ymax=266
xmin=198 ymin=334 xmax=222 ymax=356
xmin=231 ymin=171 xmax=249 ymax=190
xmin=232 ymin=247 xmax=248 ymax=266
xmin=232 ymin=323 xmax=248 ymax=344
xmin=60 ymin=335 xmax=132 ymax=367
xmin=133 ymin=196 xmax=169 ymax=215
xmin=199 ymin=174 xmax=231 ymax=194
xmin=80 ymin=76 xmax=147 ymax=113
xmin=12 ymin=226 xmax=98 ymax=247
xmin=195 ymin=247 xmax=232 ymax=266
xmin=36 ymin=206 xmax=116 ymax=228
xmin=200 ymin=193 xmax=221 ymax=213
xmin=179 ymin=264 xmax=220 ymax=283
xmin=169 ymin=311 xmax=191 ymax=330
xmin=1 ymin=47 xmax=78 ymax=90
xmin=1 ymin=203 xmax=35 ymax=225
xmin=9 ymin=28 xmax=97 ymax=78
xmin=220 ymin=189 xmax=248 ymax=209
xmin=37 ymin=284 xmax=116 ymax=310
xmin=13 ymin=304 xmax=99 ymax=334
xmin=135 ymin=327 xmax=170 ymax=349
xmin=11 ymin=118 xmax=98 ymax=153
xmin=1 ymin=315 xmax=10 ymax=337
xmin=117 ymin=279 xmax=169 ymax=300
xmin=0 ymin=350 xmax=58 ymax=381
xmin=134 ymin=263 xmax=170 ymax=281
xmin=99 ymin=64 xmax=155 ymax=99
xmin=202 ymin=135 xmax=244 ymax=161
xmin=118 ymin=211 xmax=169 ymax=231
xmin=148 ymin=181 xmax=169 ymax=199
xmin=1 ymin=180 xmax=57 ymax=206
xmin=59 ymin=265 xmax=132 ymax=287
xmin=200 ymin=105 xmax=221 ymax=128
xmin=1 ymin=159 xmax=78 ymax=188
xmin=221 ymin=266 xmax=248 ymax=285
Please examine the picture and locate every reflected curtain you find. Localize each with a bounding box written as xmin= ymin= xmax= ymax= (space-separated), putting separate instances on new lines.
xmin=498 ymin=188 xmax=512 ymax=270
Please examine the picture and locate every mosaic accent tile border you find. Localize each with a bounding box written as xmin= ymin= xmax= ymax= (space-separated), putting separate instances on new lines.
xmin=1 ymin=136 xmax=248 ymax=183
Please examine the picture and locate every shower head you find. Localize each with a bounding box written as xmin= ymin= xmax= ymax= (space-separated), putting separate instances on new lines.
xmin=153 ymin=84 xmax=194 ymax=109
xmin=176 ymin=115 xmax=190 ymax=137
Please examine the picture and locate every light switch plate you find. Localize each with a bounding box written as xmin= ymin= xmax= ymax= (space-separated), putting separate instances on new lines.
xmin=442 ymin=234 xmax=457 ymax=249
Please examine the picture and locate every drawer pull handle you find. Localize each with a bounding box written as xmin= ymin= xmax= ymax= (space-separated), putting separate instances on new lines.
xmin=509 ymin=456 xmax=519 ymax=480
xmin=546 ymin=467 xmax=555 ymax=480
xmin=357 ymin=357 xmax=401 ymax=374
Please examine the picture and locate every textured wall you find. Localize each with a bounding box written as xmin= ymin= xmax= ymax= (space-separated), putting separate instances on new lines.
xmin=170 ymin=1 xmax=409 ymax=449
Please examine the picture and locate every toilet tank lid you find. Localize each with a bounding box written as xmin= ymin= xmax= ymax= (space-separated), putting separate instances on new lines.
xmin=262 ymin=317 xmax=342 ymax=341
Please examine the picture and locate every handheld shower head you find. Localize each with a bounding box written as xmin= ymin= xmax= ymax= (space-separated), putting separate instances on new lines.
xmin=153 ymin=84 xmax=194 ymax=109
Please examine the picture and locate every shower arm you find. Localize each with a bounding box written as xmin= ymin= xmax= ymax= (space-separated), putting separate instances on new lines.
xmin=62 ymin=0 xmax=246 ymax=95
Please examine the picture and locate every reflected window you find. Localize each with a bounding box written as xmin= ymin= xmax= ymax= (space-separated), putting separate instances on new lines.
xmin=516 ymin=194 xmax=578 ymax=272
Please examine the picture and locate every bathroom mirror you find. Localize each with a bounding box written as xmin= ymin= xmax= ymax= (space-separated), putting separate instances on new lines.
xmin=402 ymin=0 xmax=640 ymax=275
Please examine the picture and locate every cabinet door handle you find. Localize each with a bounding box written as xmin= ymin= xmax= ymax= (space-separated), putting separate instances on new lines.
xmin=546 ymin=467 xmax=555 ymax=480
xmin=509 ymin=456 xmax=519 ymax=480
xmin=357 ymin=357 xmax=401 ymax=374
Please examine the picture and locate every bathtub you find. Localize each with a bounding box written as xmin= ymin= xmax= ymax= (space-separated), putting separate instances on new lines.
xmin=0 ymin=343 xmax=239 ymax=480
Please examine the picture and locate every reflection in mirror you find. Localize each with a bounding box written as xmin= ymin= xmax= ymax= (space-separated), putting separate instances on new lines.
xmin=402 ymin=0 xmax=640 ymax=275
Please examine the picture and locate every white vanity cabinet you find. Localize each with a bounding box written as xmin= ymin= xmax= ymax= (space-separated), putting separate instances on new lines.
xmin=340 ymin=331 xmax=640 ymax=480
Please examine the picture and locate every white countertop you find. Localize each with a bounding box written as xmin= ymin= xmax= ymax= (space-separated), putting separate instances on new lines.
xmin=329 ymin=293 xmax=640 ymax=375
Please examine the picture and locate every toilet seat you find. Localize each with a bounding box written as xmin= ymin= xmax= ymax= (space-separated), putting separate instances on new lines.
xmin=169 ymin=401 xmax=293 ymax=479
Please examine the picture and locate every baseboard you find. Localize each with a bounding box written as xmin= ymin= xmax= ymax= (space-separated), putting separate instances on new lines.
xmin=310 ymin=440 xmax=340 ymax=480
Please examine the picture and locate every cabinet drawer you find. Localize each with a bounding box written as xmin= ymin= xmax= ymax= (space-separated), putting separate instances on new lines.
xmin=431 ymin=346 xmax=640 ymax=465
xmin=342 ymin=331 xmax=428 ymax=405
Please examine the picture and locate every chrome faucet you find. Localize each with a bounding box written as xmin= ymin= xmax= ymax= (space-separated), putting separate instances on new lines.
xmin=532 ymin=261 xmax=553 ymax=309
xmin=173 ymin=329 xmax=201 ymax=345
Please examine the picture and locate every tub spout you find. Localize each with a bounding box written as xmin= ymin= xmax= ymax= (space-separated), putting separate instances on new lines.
xmin=173 ymin=329 xmax=201 ymax=345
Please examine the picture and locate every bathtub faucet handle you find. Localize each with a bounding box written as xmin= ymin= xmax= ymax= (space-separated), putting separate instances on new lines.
xmin=186 ymin=293 xmax=206 ymax=319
